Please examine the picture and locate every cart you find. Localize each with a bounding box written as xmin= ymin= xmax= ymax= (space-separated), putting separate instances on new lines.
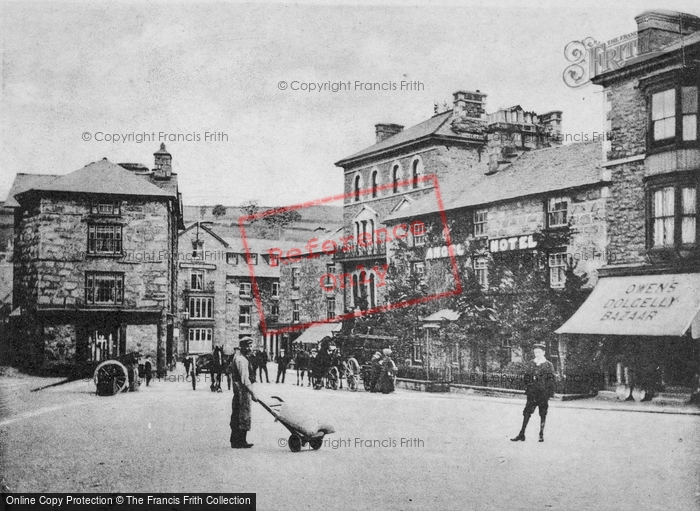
xmin=256 ymin=395 xmax=335 ymax=452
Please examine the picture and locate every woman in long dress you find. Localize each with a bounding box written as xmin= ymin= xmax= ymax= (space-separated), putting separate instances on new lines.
xmin=377 ymin=349 xmax=397 ymax=394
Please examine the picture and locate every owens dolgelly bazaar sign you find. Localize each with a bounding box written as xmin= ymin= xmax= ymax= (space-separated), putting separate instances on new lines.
xmin=556 ymin=274 xmax=700 ymax=338
xmin=562 ymin=32 xmax=639 ymax=88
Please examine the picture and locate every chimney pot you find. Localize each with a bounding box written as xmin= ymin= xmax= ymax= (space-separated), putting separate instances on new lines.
xmin=375 ymin=123 xmax=404 ymax=143
xmin=635 ymin=10 xmax=700 ymax=54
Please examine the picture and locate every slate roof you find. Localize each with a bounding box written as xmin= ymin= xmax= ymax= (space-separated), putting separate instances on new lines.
xmin=336 ymin=110 xmax=484 ymax=166
xmin=385 ymin=140 xmax=607 ymax=222
xmin=20 ymin=158 xmax=176 ymax=199
xmin=4 ymin=174 xmax=60 ymax=208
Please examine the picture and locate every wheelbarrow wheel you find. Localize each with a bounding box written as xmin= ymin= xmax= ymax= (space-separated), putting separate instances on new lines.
xmin=288 ymin=435 xmax=302 ymax=453
xmin=309 ymin=436 xmax=324 ymax=450
xmin=94 ymin=360 xmax=129 ymax=396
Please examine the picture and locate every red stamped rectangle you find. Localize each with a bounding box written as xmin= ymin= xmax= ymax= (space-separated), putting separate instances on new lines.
xmin=238 ymin=173 xmax=462 ymax=336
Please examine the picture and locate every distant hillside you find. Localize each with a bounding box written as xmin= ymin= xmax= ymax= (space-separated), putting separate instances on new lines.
xmin=183 ymin=204 xmax=343 ymax=241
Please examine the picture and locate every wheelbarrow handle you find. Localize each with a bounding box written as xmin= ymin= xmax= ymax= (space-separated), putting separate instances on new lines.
xmin=270 ymin=396 xmax=285 ymax=403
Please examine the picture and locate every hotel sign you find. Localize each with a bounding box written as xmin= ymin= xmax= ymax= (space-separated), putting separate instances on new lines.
xmin=489 ymin=234 xmax=537 ymax=253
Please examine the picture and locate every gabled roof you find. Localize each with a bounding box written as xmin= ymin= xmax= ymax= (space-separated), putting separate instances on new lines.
xmin=180 ymin=223 xmax=230 ymax=248
xmin=4 ymin=173 xmax=60 ymax=208
xmin=336 ymin=110 xmax=484 ymax=166
xmin=384 ymin=140 xmax=607 ymax=222
xmin=16 ymin=159 xmax=175 ymax=201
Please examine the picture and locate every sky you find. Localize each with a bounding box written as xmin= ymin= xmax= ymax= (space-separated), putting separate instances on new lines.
xmin=2 ymin=0 xmax=699 ymax=208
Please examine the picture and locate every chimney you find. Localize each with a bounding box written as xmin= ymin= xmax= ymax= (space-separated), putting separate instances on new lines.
xmin=375 ymin=124 xmax=404 ymax=143
xmin=635 ymin=10 xmax=700 ymax=54
xmin=540 ymin=111 xmax=563 ymax=146
xmin=452 ymin=90 xmax=487 ymax=120
xmin=153 ymin=143 xmax=172 ymax=179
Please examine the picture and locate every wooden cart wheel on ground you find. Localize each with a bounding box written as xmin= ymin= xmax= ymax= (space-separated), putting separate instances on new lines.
xmin=309 ymin=436 xmax=324 ymax=450
xmin=93 ymin=360 xmax=129 ymax=396
xmin=288 ymin=434 xmax=302 ymax=453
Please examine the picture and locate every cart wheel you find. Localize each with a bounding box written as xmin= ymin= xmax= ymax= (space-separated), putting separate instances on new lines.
xmin=309 ymin=437 xmax=324 ymax=450
xmin=288 ymin=435 xmax=302 ymax=453
xmin=93 ymin=360 xmax=129 ymax=396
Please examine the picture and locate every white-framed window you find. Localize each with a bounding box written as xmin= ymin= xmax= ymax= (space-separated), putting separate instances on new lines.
xmin=412 ymin=261 xmax=425 ymax=276
xmin=548 ymin=251 xmax=567 ymax=288
xmin=191 ymin=240 xmax=204 ymax=260
xmin=412 ymin=222 xmax=426 ymax=247
xmin=412 ymin=343 xmax=423 ymax=364
xmin=292 ymin=300 xmax=300 ymax=323
xmin=239 ymin=282 xmax=252 ymax=297
xmin=227 ymin=253 xmax=238 ymax=265
xmin=91 ymin=201 xmax=120 ymax=216
xmin=474 ymin=209 xmax=488 ymax=237
xmin=548 ymin=197 xmax=569 ymax=228
xmin=188 ymin=328 xmax=212 ymax=354
xmin=244 ymin=253 xmax=258 ymax=265
xmin=189 ymin=296 xmax=213 ymax=319
xmin=473 ymin=257 xmax=488 ymax=289
xmin=267 ymin=254 xmax=278 ymax=267
xmin=85 ymin=272 xmax=124 ymax=305
xmin=271 ymin=281 xmax=280 ymax=298
xmin=190 ymin=270 xmax=204 ymax=291
xmin=239 ymin=305 xmax=251 ymax=326
xmin=325 ymin=264 xmax=335 ymax=288
xmin=87 ymin=224 xmax=122 ymax=255
xmin=292 ymin=267 xmax=301 ymax=289
xmin=652 ymin=89 xmax=676 ymax=142
xmin=327 ymin=298 xmax=336 ymax=319
xmin=650 ymin=184 xmax=697 ymax=248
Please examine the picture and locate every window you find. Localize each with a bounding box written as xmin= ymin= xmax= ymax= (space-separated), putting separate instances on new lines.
xmin=271 ymin=303 xmax=279 ymax=316
xmin=267 ymin=254 xmax=278 ymax=267
xmin=650 ymin=85 xmax=698 ymax=148
xmin=190 ymin=270 xmax=204 ymax=291
xmin=239 ymin=305 xmax=251 ymax=326
xmin=548 ymin=251 xmax=567 ymax=288
xmin=87 ymin=224 xmax=122 ymax=255
xmin=412 ymin=261 xmax=425 ymax=276
xmin=412 ymin=343 xmax=423 ymax=364
xmin=239 ymin=282 xmax=252 ymax=297
xmin=191 ymin=240 xmax=204 ymax=260
xmin=325 ymin=264 xmax=335 ymax=288
xmin=392 ymin=165 xmax=400 ymax=194
xmin=473 ymin=258 xmax=488 ymax=289
xmin=85 ymin=272 xmax=124 ymax=305
xmin=411 ymin=159 xmax=421 ymax=189
xmin=271 ymin=282 xmax=280 ymax=298
xmin=327 ymin=298 xmax=336 ymax=319
xmin=227 ymin=253 xmax=238 ymax=265
xmin=91 ymin=201 xmax=120 ymax=215
xmin=189 ymin=297 xmax=213 ymax=319
xmin=188 ymin=328 xmax=212 ymax=354
xmin=650 ymin=183 xmax=697 ymax=248
xmin=547 ymin=197 xmax=569 ymax=228
xmin=474 ymin=209 xmax=488 ymax=237
xmin=244 ymin=253 xmax=258 ymax=265
xmin=354 ymin=174 xmax=361 ymax=202
xmin=292 ymin=267 xmax=301 ymax=289
xmin=292 ymin=300 xmax=300 ymax=323
xmin=371 ymin=170 xmax=378 ymax=198
xmin=412 ymin=222 xmax=426 ymax=247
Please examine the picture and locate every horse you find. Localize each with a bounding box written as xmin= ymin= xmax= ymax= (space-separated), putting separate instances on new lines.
xmin=294 ymin=348 xmax=311 ymax=386
xmin=210 ymin=345 xmax=224 ymax=392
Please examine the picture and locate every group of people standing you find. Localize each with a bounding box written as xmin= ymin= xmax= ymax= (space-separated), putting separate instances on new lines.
xmin=368 ymin=349 xmax=397 ymax=394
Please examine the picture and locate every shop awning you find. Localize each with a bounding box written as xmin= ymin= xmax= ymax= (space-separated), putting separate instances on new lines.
xmin=295 ymin=322 xmax=342 ymax=344
xmin=556 ymin=273 xmax=700 ymax=338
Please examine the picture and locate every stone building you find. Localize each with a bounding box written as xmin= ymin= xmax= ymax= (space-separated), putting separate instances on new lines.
xmin=10 ymin=144 xmax=183 ymax=375
xmin=176 ymin=224 xmax=285 ymax=357
xmin=558 ymin=9 xmax=700 ymax=399
xmin=334 ymin=91 xmax=563 ymax=314
xmin=384 ymin=139 xmax=610 ymax=373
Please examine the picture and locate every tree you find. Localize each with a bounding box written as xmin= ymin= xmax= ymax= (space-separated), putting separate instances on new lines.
xmin=212 ymin=204 xmax=227 ymax=219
